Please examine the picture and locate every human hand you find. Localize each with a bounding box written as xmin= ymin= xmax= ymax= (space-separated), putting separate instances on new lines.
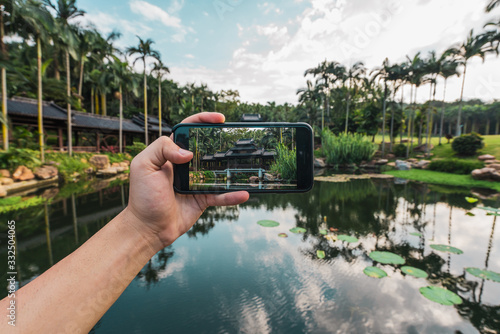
xmin=124 ymin=112 xmax=249 ymax=251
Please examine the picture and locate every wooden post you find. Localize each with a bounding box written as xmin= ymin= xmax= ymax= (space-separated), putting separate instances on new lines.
xmin=58 ymin=127 xmax=63 ymax=150
xmin=96 ymin=132 xmax=100 ymax=153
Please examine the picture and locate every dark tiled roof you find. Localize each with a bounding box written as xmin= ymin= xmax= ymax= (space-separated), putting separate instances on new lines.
xmin=72 ymin=111 xmax=144 ymax=133
xmin=235 ymin=138 xmax=255 ymax=145
xmin=6 ymin=97 xmax=68 ymax=121
xmin=240 ymin=114 xmax=262 ymax=122
xmin=132 ymin=114 xmax=172 ymax=133
xmin=201 ymin=154 xmax=214 ymax=161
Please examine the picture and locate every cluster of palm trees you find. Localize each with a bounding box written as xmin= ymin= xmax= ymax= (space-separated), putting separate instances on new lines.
xmin=298 ymin=0 xmax=500 ymax=156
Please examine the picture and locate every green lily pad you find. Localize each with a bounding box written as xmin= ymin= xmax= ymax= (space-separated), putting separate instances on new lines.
xmin=465 ymin=212 xmax=475 ymax=217
xmin=486 ymin=212 xmax=500 ymax=216
xmin=363 ymin=266 xmax=387 ymax=278
xmin=419 ymin=286 xmax=462 ymax=305
xmin=338 ymin=235 xmax=358 ymax=243
xmin=410 ymin=232 xmax=423 ymax=237
xmin=477 ymin=206 xmax=500 ymax=213
xmin=466 ymin=268 xmax=500 ymax=282
xmin=316 ymin=250 xmax=325 ymax=259
xmin=278 ymin=233 xmax=288 ymax=238
xmin=368 ymin=251 xmax=405 ymax=265
xmin=465 ymin=197 xmax=478 ymax=203
xmin=257 ymin=220 xmax=280 ymax=228
xmin=289 ymin=227 xmax=306 ymax=234
xmin=430 ymin=244 xmax=463 ymax=255
xmin=319 ymin=229 xmax=328 ymax=235
xmin=401 ymin=266 xmax=428 ymax=278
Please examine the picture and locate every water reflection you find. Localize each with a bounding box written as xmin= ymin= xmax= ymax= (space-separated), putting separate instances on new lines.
xmin=1 ymin=178 xmax=499 ymax=333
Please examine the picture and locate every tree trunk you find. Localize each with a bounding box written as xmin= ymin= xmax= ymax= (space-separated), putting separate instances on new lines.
xmin=158 ymin=78 xmax=162 ymax=137
xmin=439 ymin=79 xmax=448 ymax=145
xmin=456 ymin=62 xmax=467 ymax=136
xmin=345 ymin=80 xmax=350 ymax=133
xmin=66 ymin=50 xmax=72 ymax=156
xmin=119 ymin=85 xmax=123 ymax=153
xmin=496 ymin=117 xmax=500 ymax=135
xmin=37 ymin=38 xmax=44 ymax=162
xmin=400 ymin=85 xmax=404 ymax=144
xmin=144 ymin=68 xmax=148 ymax=146
xmin=472 ymin=118 xmax=477 ymax=133
xmin=54 ymin=49 xmax=60 ymax=81
xmin=78 ymin=56 xmax=84 ymax=107
xmin=101 ymin=93 xmax=106 ymax=116
xmin=95 ymin=91 xmax=99 ymax=115
xmin=486 ymin=119 xmax=490 ymax=136
xmin=1 ymin=11 xmax=8 ymax=151
xmin=390 ymin=88 xmax=396 ymax=152
xmin=406 ymin=85 xmax=414 ymax=158
xmin=381 ymin=82 xmax=388 ymax=158
xmin=463 ymin=120 xmax=468 ymax=134
xmin=91 ymin=87 xmax=94 ymax=114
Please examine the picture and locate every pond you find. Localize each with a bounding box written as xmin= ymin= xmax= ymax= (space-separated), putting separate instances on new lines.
xmin=1 ymin=177 xmax=499 ymax=333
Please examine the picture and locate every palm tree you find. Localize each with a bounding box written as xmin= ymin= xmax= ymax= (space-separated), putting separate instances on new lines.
xmin=406 ymin=53 xmax=425 ymax=157
xmin=43 ymin=0 xmax=85 ymax=156
xmin=151 ymin=60 xmax=170 ymax=137
xmin=437 ymin=54 xmax=459 ymax=145
xmin=422 ymin=51 xmax=441 ymax=153
xmin=445 ymin=30 xmax=489 ymax=136
xmin=344 ymin=62 xmax=365 ymax=133
xmin=372 ymin=58 xmax=392 ymax=157
xmin=110 ymin=58 xmax=133 ymax=153
xmin=127 ymin=36 xmax=160 ymax=146
xmin=0 ymin=3 xmax=11 ymax=151
xmin=15 ymin=1 xmax=54 ymax=162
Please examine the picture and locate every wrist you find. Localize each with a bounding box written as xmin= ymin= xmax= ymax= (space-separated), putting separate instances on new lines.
xmin=119 ymin=207 xmax=166 ymax=255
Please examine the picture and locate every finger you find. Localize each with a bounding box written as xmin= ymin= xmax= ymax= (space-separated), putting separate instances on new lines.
xmin=181 ymin=112 xmax=225 ymax=124
xmin=135 ymin=136 xmax=193 ymax=170
xmin=202 ymin=191 xmax=250 ymax=207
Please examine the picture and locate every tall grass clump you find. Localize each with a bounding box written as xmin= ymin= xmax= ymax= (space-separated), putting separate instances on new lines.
xmin=321 ymin=130 xmax=376 ymax=165
xmin=270 ymin=143 xmax=297 ymax=180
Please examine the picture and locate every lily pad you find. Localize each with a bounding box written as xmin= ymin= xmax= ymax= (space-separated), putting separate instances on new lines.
xmin=465 ymin=197 xmax=478 ymax=203
xmin=401 ymin=266 xmax=428 ymax=278
xmin=363 ymin=266 xmax=387 ymax=278
xmin=278 ymin=233 xmax=288 ymax=238
xmin=477 ymin=206 xmax=500 ymax=213
xmin=430 ymin=244 xmax=463 ymax=255
xmin=368 ymin=251 xmax=405 ymax=265
xmin=419 ymin=286 xmax=463 ymax=305
xmin=319 ymin=229 xmax=328 ymax=235
xmin=338 ymin=235 xmax=358 ymax=243
xmin=465 ymin=212 xmax=475 ymax=217
xmin=289 ymin=227 xmax=306 ymax=234
xmin=410 ymin=232 xmax=423 ymax=237
xmin=466 ymin=267 xmax=500 ymax=282
xmin=316 ymin=250 xmax=325 ymax=259
xmin=486 ymin=212 xmax=500 ymax=216
xmin=257 ymin=220 xmax=280 ymax=228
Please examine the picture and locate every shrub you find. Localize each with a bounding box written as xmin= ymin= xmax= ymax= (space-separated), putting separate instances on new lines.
xmin=428 ymin=159 xmax=484 ymax=175
xmin=126 ymin=142 xmax=147 ymax=157
xmin=270 ymin=143 xmax=297 ymax=180
xmin=393 ymin=144 xmax=407 ymax=157
xmin=451 ymin=133 xmax=484 ymax=156
xmin=321 ymin=130 xmax=376 ymax=165
xmin=0 ymin=148 xmax=41 ymax=170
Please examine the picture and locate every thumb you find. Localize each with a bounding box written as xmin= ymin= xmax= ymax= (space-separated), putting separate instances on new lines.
xmin=134 ymin=136 xmax=193 ymax=171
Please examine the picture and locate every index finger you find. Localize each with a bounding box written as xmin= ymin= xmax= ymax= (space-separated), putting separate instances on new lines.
xmin=181 ymin=112 xmax=225 ymax=124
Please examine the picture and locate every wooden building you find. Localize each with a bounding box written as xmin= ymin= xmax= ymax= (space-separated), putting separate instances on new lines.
xmin=2 ymin=97 xmax=171 ymax=152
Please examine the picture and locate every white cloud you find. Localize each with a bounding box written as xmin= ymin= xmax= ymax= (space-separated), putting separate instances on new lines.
xmin=172 ymin=0 xmax=500 ymax=104
xmin=185 ymin=54 xmax=195 ymax=59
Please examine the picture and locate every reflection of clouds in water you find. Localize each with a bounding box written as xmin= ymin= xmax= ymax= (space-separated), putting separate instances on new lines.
xmin=238 ymin=295 xmax=271 ymax=334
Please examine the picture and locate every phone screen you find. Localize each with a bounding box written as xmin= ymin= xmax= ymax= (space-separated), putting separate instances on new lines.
xmin=188 ymin=126 xmax=298 ymax=191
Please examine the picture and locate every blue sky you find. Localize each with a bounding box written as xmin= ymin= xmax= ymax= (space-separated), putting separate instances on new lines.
xmin=75 ymin=0 xmax=500 ymax=104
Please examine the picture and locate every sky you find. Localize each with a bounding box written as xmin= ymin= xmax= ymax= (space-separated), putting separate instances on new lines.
xmin=75 ymin=0 xmax=500 ymax=105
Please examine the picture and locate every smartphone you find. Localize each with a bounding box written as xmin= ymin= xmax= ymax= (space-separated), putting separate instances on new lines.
xmin=172 ymin=122 xmax=314 ymax=194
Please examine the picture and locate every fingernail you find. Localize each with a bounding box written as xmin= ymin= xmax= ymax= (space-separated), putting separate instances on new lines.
xmin=179 ymin=148 xmax=192 ymax=156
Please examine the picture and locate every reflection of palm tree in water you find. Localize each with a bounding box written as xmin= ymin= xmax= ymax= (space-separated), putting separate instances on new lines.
xmin=447 ymin=205 xmax=452 ymax=273
xmin=478 ymin=215 xmax=497 ymax=303
xmin=136 ymin=248 xmax=175 ymax=288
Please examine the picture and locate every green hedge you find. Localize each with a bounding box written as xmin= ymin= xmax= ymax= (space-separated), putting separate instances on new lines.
xmin=321 ymin=130 xmax=376 ymax=165
xmin=428 ymin=159 xmax=484 ymax=175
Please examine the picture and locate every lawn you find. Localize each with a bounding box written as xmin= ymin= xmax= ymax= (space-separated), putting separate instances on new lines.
xmin=384 ymin=169 xmax=500 ymax=192
xmin=374 ymin=135 xmax=500 ymax=160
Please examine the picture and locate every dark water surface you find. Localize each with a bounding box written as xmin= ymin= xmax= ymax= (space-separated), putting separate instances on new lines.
xmin=1 ymin=178 xmax=499 ymax=333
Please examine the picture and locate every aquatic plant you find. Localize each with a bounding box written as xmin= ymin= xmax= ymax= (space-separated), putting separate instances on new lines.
xmin=320 ymin=130 xmax=376 ymax=165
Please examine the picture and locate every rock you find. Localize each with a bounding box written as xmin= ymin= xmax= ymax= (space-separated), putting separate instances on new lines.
xmin=314 ymin=158 xmax=326 ymax=168
xmin=90 ymin=155 xmax=110 ymax=169
xmin=387 ymin=162 xmax=396 ymax=168
xmin=96 ymin=167 xmax=118 ymax=177
xmin=407 ymin=158 xmax=418 ymax=163
xmin=416 ymin=154 xmax=425 ymax=159
xmin=85 ymin=167 xmax=95 ymax=174
xmin=111 ymin=162 xmax=121 ymax=168
xmin=489 ymin=164 xmax=500 ymax=171
xmin=1 ymin=177 xmax=14 ymax=185
xmin=396 ymin=160 xmax=411 ymax=171
xmin=264 ymin=173 xmax=275 ymax=182
xmin=0 ymin=169 xmax=10 ymax=178
xmin=0 ymin=185 xmax=6 ymax=197
xmin=484 ymin=159 xmax=499 ymax=165
xmin=115 ymin=167 xmax=126 ymax=173
xmin=478 ymin=154 xmax=495 ymax=161
xmin=471 ymin=168 xmax=496 ymax=181
xmin=13 ymin=166 xmax=35 ymax=181
xmin=119 ymin=162 xmax=129 ymax=168
xmin=416 ymin=160 xmax=431 ymax=169
xmin=34 ymin=165 xmax=59 ymax=180
xmin=249 ymin=176 xmax=259 ymax=183
xmin=375 ymin=159 xmax=388 ymax=165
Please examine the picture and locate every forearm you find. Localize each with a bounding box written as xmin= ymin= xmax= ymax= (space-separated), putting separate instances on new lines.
xmin=0 ymin=208 xmax=162 ymax=333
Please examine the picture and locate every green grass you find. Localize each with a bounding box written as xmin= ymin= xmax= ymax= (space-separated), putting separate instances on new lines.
xmin=384 ymin=169 xmax=500 ymax=192
xmin=374 ymin=135 xmax=500 ymax=160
